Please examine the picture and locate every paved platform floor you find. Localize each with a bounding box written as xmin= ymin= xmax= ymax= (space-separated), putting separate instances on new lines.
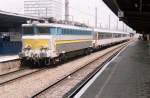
xmin=0 ymin=55 xmax=18 ymax=62
xmin=78 ymin=41 xmax=150 ymax=98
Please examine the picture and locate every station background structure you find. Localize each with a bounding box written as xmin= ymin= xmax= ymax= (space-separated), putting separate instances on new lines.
xmin=0 ymin=10 xmax=42 ymax=54
xmin=0 ymin=0 xmax=63 ymax=55
xmin=24 ymin=0 xmax=63 ymax=19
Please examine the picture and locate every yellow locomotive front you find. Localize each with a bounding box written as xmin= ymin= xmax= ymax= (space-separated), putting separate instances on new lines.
xmin=19 ymin=24 xmax=58 ymax=65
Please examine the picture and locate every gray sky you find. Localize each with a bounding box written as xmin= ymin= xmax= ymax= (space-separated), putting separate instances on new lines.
xmin=0 ymin=0 xmax=24 ymax=13
xmin=0 ymin=0 xmax=134 ymax=32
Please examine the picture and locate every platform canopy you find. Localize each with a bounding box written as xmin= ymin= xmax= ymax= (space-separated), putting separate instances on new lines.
xmin=0 ymin=10 xmax=43 ymax=32
xmin=103 ymin=0 xmax=150 ymax=34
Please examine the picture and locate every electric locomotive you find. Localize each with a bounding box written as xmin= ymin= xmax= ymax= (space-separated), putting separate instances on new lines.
xmin=19 ymin=22 xmax=93 ymax=65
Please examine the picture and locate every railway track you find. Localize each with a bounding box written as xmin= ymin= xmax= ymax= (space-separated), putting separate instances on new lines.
xmin=31 ymin=42 xmax=129 ymax=98
xmin=0 ymin=68 xmax=47 ymax=86
xmin=0 ymin=67 xmax=23 ymax=77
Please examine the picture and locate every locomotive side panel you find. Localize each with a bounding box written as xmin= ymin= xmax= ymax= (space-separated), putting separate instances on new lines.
xmin=56 ymin=40 xmax=92 ymax=53
xmin=54 ymin=28 xmax=93 ymax=54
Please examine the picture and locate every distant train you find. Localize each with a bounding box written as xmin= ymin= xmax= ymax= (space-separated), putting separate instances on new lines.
xmin=19 ymin=22 xmax=130 ymax=66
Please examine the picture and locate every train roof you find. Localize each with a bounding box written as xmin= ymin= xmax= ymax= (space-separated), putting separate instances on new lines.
xmin=22 ymin=23 xmax=92 ymax=31
xmin=94 ymin=28 xmax=130 ymax=34
xmin=22 ymin=23 xmax=130 ymax=34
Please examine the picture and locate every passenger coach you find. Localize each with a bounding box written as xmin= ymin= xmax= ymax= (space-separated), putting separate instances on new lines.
xmin=93 ymin=29 xmax=130 ymax=49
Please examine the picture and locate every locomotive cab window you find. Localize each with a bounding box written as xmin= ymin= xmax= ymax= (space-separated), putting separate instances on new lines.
xmin=23 ymin=27 xmax=34 ymax=35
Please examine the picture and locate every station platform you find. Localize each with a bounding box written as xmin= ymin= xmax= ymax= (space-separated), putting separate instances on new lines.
xmin=75 ymin=40 xmax=150 ymax=98
xmin=0 ymin=55 xmax=19 ymax=62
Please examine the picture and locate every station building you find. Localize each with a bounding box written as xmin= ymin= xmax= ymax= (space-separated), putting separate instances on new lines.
xmin=24 ymin=0 xmax=63 ymax=20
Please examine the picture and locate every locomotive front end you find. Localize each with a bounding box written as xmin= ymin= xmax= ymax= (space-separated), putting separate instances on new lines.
xmin=19 ymin=24 xmax=57 ymax=65
xmin=21 ymin=37 xmax=51 ymax=58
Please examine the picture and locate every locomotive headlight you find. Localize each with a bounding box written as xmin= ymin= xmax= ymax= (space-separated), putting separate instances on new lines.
xmin=40 ymin=46 xmax=49 ymax=58
xmin=40 ymin=46 xmax=49 ymax=51
xmin=24 ymin=45 xmax=32 ymax=51
xmin=21 ymin=45 xmax=33 ymax=58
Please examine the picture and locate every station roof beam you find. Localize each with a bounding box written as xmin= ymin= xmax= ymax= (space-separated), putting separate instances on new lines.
xmin=103 ymin=0 xmax=150 ymax=34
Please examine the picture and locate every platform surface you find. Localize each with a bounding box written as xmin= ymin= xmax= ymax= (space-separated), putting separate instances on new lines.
xmin=78 ymin=41 xmax=150 ymax=98
xmin=0 ymin=55 xmax=18 ymax=62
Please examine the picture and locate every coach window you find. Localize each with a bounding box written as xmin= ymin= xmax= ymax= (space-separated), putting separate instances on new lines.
xmin=106 ymin=33 xmax=112 ymax=38
xmin=64 ymin=29 xmax=67 ymax=35
xmin=69 ymin=29 xmax=72 ymax=35
xmin=77 ymin=30 xmax=79 ymax=35
xmin=57 ymin=28 xmax=62 ymax=35
xmin=83 ymin=30 xmax=85 ymax=35
xmin=97 ymin=33 xmax=100 ymax=39
xmin=66 ymin=29 xmax=68 ymax=35
xmin=119 ymin=34 xmax=121 ymax=38
xmin=85 ymin=31 xmax=88 ymax=35
xmin=116 ymin=34 xmax=118 ymax=38
xmin=113 ymin=33 xmax=115 ymax=38
xmin=80 ymin=30 xmax=82 ymax=35
xmin=62 ymin=29 xmax=65 ymax=35
xmin=114 ymin=34 xmax=118 ymax=38
xmin=85 ymin=31 xmax=87 ymax=35
xmin=50 ymin=27 xmax=57 ymax=35
xmin=81 ymin=30 xmax=83 ymax=35
xmin=99 ymin=33 xmax=104 ymax=39
xmin=72 ymin=29 xmax=74 ymax=35
xmin=82 ymin=30 xmax=84 ymax=35
xmin=37 ymin=27 xmax=49 ymax=34
xmin=78 ymin=30 xmax=81 ymax=35
xmin=75 ymin=29 xmax=78 ymax=35
xmin=118 ymin=34 xmax=120 ymax=38
xmin=66 ymin=29 xmax=69 ymax=35
xmin=70 ymin=29 xmax=72 ymax=35
xmin=72 ymin=29 xmax=75 ymax=35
